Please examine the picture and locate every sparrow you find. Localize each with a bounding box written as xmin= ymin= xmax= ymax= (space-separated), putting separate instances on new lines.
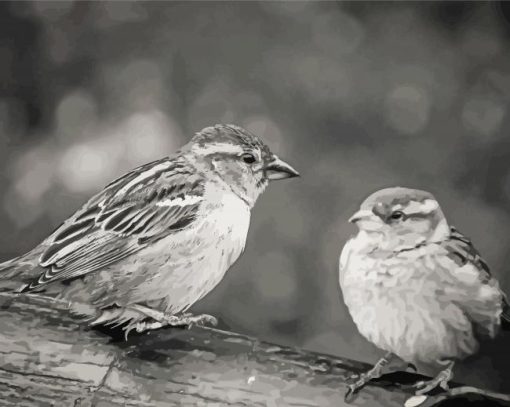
xmin=0 ymin=124 xmax=299 ymax=336
xmin=339 ymin=187 xmax=510 ymax=398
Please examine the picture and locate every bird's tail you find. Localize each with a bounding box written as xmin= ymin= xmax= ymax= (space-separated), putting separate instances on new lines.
xmin=501 ymin=313 xmax=510 ymax=331
xmin=0 ymin=248 xmax=44 ymax=291
xmin=500 ymin=296 xmax=510 ymax=331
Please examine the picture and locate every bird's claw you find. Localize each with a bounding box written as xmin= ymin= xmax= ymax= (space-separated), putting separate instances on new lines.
xmin=344 ymin=385 xmax=357 ymax=403
xmin=344 ymin=373 xmax=370 ymax=403
xmin=178 ymin=313 xmax=218 ymax=329
xmin=122 ymin=312 xmax=218 ymax=340
xmin=413 ymin=372 xmax=451 ymax=395
xmin=124 ymin=320 xmax=163 ymax=339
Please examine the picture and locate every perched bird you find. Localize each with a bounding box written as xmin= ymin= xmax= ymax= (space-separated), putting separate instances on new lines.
xmin=0 ymin=124 xmax=299 ymax=336
xmin=339 ymin=187 xmax=510 ymax=398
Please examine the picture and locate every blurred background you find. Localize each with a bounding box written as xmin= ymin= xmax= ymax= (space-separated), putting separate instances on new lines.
xmin=1 ymin=0 xmax=510 ymax=391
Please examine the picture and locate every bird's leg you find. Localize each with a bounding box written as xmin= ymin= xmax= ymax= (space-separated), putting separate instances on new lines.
xmin=345 ymin=352 xmax=395 ymax=400
xmin=132 ymin=305 xmax=218 ymax=328
xmin=128 ymin=304 xmax=169 ymax=323
xmin=124 ymin=304 xmax=218 ymax=337
xmin=171 ymin=312 xmax=219 ymax=329
xmin=413 ymin=361 xmax=454 ymax=395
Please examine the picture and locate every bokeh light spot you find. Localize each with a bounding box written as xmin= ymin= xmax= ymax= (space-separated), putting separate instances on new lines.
xmin=462 ymin=97 xmax=505 ymax=137
xmin=384 ymin=85 xmax=430 ymax=135
xmin=58 ymin=143 xmax=115 ymax=193
xmin=123 ymin=111 xmax=181 ymax=164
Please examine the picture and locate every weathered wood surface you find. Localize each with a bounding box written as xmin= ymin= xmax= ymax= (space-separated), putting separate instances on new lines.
xmin=0 ymin=292 xmax=508 ymax=407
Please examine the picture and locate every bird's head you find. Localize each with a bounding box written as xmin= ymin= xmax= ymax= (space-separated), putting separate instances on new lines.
xmin=185 ymin=124 xmax=299 ymax=206
xmin=349 ymin=187 xmax=450 ymax=251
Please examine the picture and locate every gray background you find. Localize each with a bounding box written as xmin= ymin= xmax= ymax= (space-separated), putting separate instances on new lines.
xmin=1 ymin=1 xmax=510 ymax=391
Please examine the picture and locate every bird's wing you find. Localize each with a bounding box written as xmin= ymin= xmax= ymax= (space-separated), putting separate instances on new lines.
xmin=22 ymin=156 xmax=205 ymax=292
xmin=444 ymin=226 xmax=492 ymax=279
xmin=442 ymin=226 xmax=510 ymax=326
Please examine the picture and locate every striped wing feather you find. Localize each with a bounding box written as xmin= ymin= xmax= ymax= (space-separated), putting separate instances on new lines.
xmin=443 ymin=226 xmax=510 ymax=325
xmin=22 ymin=157 xmax=205 ymax=292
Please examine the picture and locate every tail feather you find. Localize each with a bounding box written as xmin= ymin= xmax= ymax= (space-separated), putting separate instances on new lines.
xmin=0 ymin=250 xmax=43 ymax=291
xmin=501 ymin=313 xmax=510 ymax=331
xmin=500 ymin=296 xmax=510 ymax=331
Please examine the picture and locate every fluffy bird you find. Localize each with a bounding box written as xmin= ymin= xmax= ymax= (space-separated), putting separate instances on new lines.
xmin=339 ymin=187 xmax=510 ymax=397
xmin=0 ymin=124 xmax=299 ymax=336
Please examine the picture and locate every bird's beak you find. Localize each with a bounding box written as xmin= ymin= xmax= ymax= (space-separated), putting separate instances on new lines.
xmin=264 ymin=155 xmax=300 ymax=180
xmin=348 ymin=209 xmax=374 ymax=223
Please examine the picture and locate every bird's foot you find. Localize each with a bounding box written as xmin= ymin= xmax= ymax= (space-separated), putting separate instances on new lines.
xmin=124 ymin=319 xmax=164 ymax=339
xmin=413 ymin=367 xmax=453 ymax=395
xmin=345 ymin=371 xmax=375 ymax=401
xmin=345 ymin=360 xmax=389 ymax=402
xmin=129 ymin=304 xmax=218 ymax=328
xmin=123 ymin=307 xmax=218 ymax=339
xmin=170 ymin=312 xmax=218 ymax=329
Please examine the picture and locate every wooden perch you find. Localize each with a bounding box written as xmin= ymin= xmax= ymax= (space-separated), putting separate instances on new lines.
xmin=0 ymin=292 xmax=508 ymax=407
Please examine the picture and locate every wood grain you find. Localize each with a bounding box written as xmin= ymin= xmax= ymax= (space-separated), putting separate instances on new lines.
xmin=0 ymin=292 xmax=507 ymax=407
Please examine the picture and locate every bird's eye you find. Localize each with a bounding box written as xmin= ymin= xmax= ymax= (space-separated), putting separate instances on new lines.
xmin=389 ymin=211 xmax=405 ymax=221
xmin=241 ymin=153 xmax=257 ymax=164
